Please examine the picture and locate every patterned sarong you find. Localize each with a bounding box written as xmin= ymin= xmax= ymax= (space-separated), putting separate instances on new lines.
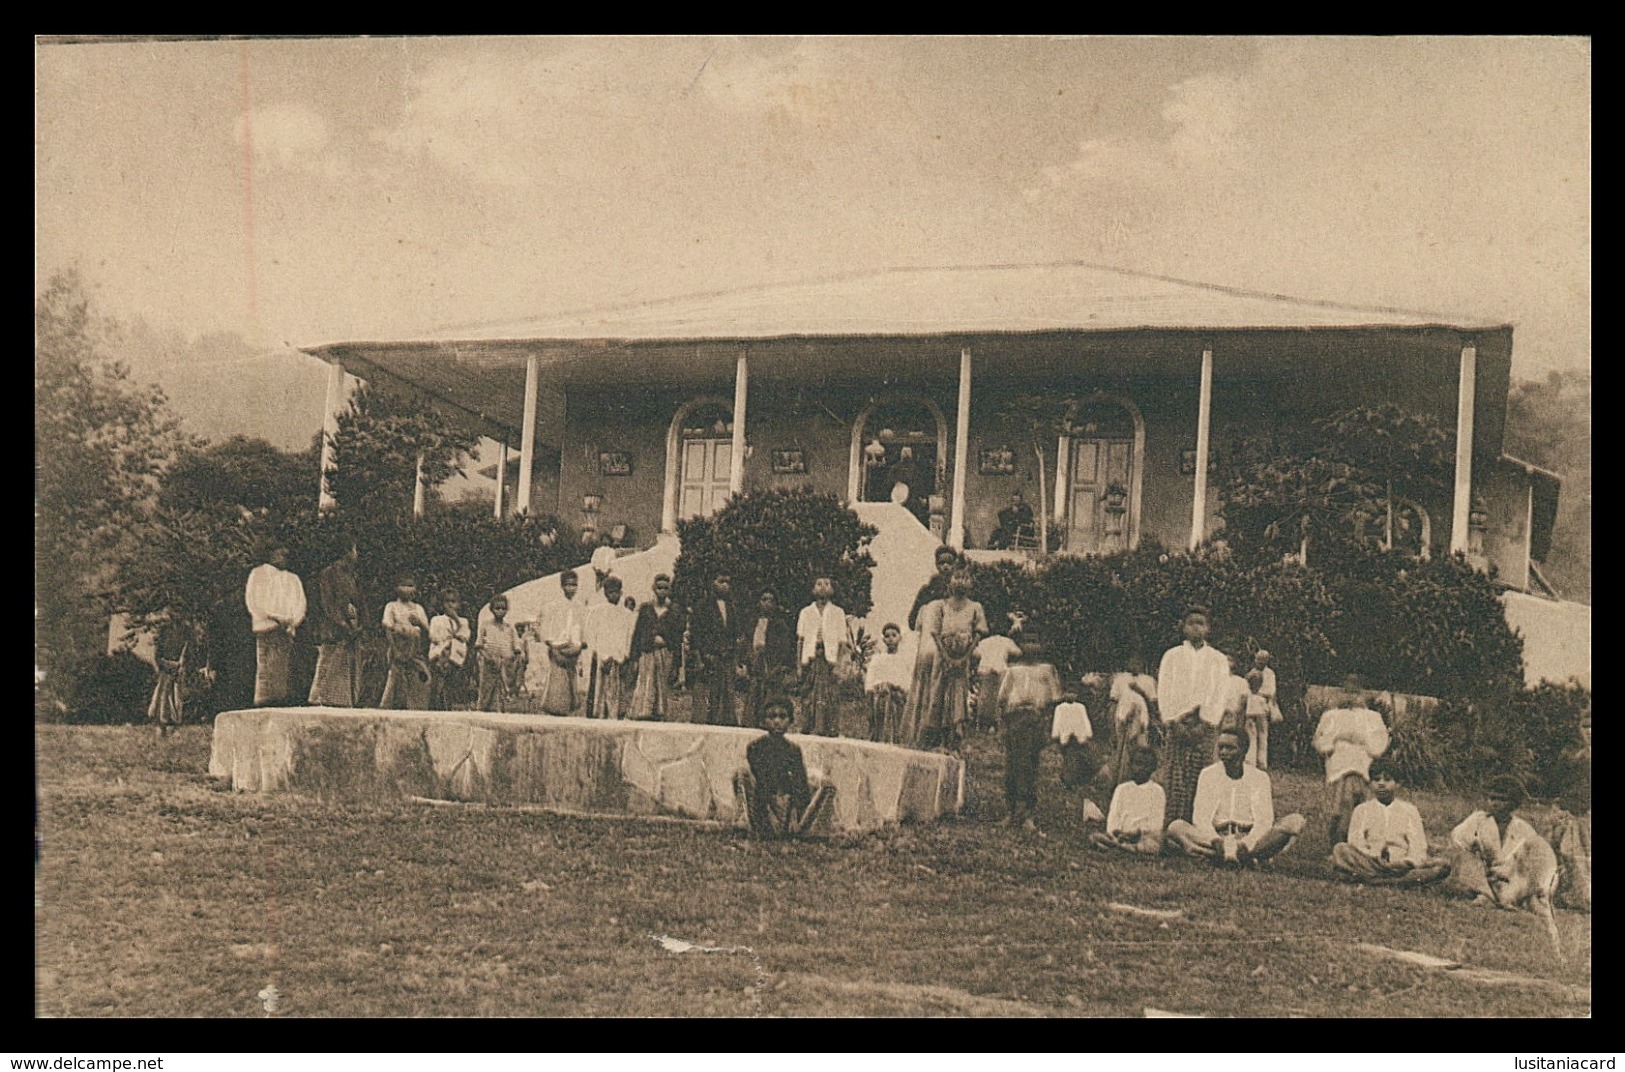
xmin=253 ymin=631 xmax=293 ymax=706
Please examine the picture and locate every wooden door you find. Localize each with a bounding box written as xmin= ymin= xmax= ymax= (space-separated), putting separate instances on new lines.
xmin=678 ymin=437 xmax=733 ymax=520
xmin=1066 ymin=437 xmax=1133 ymax=555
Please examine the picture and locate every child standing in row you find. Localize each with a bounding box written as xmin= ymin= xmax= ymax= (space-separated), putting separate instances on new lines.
xmin=428 ymin=588 xmax=471 ymax=711
xmin=865 ymin=623 xmax=912 ymax=744
xmin=475 ymin=594 xmax=525 ymax=712
xmin=381 ymin=574 xmax=431 ymax=710
xmin=1245 ymin=650 xmax=1281 ymax=770
xmin=796 ymin=577 xmax=849 ymax=738
xmin=997 ymin=631 xmax=1062 ymax=830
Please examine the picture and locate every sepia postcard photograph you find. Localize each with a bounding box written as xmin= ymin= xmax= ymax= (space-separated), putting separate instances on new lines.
xmin=35 ymin=35 xmax=1590 ymax=1020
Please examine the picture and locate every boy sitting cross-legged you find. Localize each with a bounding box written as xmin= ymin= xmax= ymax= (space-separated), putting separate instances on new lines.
xmin=733 ymin=696 xmax=836 ymax=840
xmin=1088 ymin=746 xmax=1166 ymax=856
xmin=1329 ymin=756 xmax=1453 ymax=887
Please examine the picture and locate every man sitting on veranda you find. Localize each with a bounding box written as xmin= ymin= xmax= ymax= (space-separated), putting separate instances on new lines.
xmin=733 ymin=696 xmax=835 ymax=840
xmin=1167 ymin=726 xmax=1306 ymax=867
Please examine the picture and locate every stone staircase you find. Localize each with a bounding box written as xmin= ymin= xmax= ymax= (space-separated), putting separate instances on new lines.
xmin=850 ymin=501 xmax=946 ymax=637
xmin=479 ymin=533 xmax=681 ymax=631
xmin=484 ymin=506 xmax=944 ymax=641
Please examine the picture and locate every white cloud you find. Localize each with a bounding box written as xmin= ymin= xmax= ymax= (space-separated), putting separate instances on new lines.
xmin=235 ymin=101 xmax=350 ymax=179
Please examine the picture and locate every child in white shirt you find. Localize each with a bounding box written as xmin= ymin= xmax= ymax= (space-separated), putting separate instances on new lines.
xmin=1330 ymin=757 xmax=1452 ymax=886
xmin=1089 ymin=747 xmax=1166 ymax=856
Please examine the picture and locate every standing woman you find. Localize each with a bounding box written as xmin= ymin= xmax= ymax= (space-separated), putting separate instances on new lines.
xmin=245 ymin=544 xmax=307 ymax=707
xmin=428 ymin=588 xmax=472 ymax=711
xmin=146 ymin=616 xmax=190 ymax=736
xmin=308 ymin=540 xmax=362 ymax=707
xmin=918 ymin=570 xmax=988 ymax=751
xmin=628 ymin=574 xmax=683 ymax=721
xmin=900 ymin=547 xmax=959 ymax=747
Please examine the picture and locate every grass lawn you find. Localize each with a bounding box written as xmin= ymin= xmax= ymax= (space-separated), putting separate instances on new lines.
xmin=36 ymin=704 xmax=1590 ymax=1018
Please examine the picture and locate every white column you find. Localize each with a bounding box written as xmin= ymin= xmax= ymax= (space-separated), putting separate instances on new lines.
xmin=949 ymin=347 xmax=973 ymax=550
xmin=493 ymin=442 xmax=508 ymax=519
xmin=1052 ymin=435 xmax=1070 ymax=524
xmin=412 ymin=453 xmax=426 ymax=520
xmin=317 ymin=360 xmax=345 ymax=512
xmin=1188 ymin=347 xmax=1214 ymax=552
xmin=1450 ymin=344 xmax=1477 ymax=555
xmin=730 ymin=349 xmax=748 ymax=495
xmin=516 ymin=351 xmax=540 ymax=516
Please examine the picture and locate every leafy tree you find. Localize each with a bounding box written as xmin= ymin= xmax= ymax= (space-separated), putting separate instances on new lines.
xmin=325 ymin=385 xmax=479 ymax=523
xmin=1319 ymin=404 xmax=1452 ymax=551
xmin=161 ymin=435 xmax=321 ymax=516
xmin=36 ymin=270 xmax=196 ymax=711
xmin=994 ymin=393 xmax=1078 ymax=553
xmin=673 ymin=487 xmax=878 ymax=619
xmin=1218 ymin=427 xmax=1380 ymax=566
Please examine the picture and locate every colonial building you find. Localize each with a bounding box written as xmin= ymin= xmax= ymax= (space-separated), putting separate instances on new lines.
xmin=305 ymin=263 xmax=1559 ymax=597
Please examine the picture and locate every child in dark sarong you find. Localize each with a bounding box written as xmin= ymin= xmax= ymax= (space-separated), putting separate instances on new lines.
xmin=733 ymin=697 xmax=835 ymax=839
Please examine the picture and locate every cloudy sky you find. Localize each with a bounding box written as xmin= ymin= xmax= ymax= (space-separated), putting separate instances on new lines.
xmin=37 ymin=35 xmax=1590 ymax=374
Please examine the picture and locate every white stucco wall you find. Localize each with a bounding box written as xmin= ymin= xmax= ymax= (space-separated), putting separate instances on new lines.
xmin=1503 ymin=592 xmax=1591 ymax=689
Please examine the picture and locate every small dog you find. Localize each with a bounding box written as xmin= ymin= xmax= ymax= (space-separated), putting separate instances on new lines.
xmin=1485 ymin=826 xmax=1564 ymax=962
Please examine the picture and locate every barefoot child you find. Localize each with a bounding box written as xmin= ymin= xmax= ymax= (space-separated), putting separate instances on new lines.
xmin=474 ymin=595 xmax=525 ymax=712
xmin=380 ymin=574 xmax=431 ymax=710
xmin=1330 ymin=757 xmax=1452 ymax=886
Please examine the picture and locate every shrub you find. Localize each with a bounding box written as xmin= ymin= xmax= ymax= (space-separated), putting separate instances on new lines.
xmin=960 ymin=544 xmax=1335 ymax=692
xmin=673 ymin=486 xmax=877 ymax=619
xmin=1510 ymin=681 xmax=1591 ymax=797
xmin=1319 ymin=548 xmax=1524 ymax=702
xmin=49 ymin=651 xmax=152 ymax=725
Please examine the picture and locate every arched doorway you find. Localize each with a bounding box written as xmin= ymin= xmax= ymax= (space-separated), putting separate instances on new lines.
xmin=1062 ymin=397 xmax=1143 ymax=555
xmin=848 ymin=396 xmax=949 ymax=530
xmin=663 ymin=397 xmax=735 ymax=532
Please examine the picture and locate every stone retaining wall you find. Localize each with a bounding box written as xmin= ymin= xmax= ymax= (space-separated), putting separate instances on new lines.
xmin=209 ymin=708 xmax=964 ymax=835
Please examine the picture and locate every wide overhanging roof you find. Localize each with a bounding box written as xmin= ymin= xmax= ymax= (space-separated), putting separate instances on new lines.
xmin=303 ymin=262 xmax=1513 ymax=447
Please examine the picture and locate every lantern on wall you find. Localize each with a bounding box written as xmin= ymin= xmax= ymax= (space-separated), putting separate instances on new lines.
xmin=1468 ymin=496 xmax=1489 ymax=556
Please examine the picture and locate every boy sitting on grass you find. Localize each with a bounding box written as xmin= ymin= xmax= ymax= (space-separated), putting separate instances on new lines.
xmin=1329 ymin=756 xmax=1453 ymax=886
xmin=733 ymin=696 xmax=835 ymax=840
xmin=1088 ymin=746 xmax=1166 ymax=856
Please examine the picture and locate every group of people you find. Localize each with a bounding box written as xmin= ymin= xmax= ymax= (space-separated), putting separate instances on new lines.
xmin=1052 ymin=607 xmax=1591 ymax=926
xmin=230 ymin=537 xmax=1594 ymax=919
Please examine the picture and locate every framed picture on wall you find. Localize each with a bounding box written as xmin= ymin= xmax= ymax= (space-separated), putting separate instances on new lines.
xmin=979 ymin=447 xmax=1017 ymax=475
xmin=771 ymin=449 xmax=807 ymax=474
xmin=599 ymin=451 xmax=633 ymax=477
xmin=1179 ymin=448 xmax=1219 ymax=476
